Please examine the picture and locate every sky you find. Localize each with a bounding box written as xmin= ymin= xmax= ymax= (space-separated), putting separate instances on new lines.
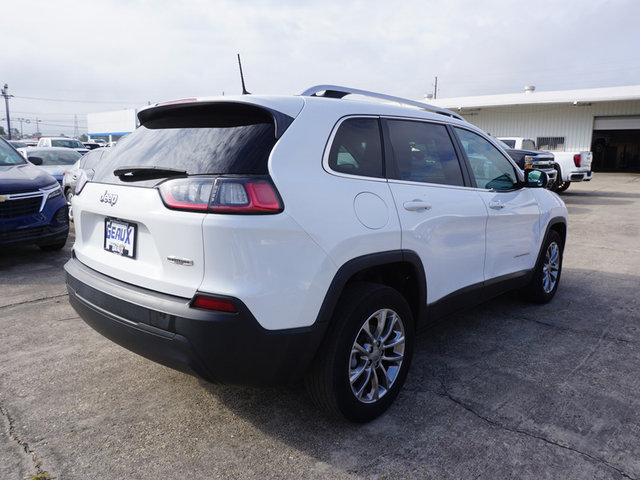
xmin=2 ymin=0 xmax=640 ymax=137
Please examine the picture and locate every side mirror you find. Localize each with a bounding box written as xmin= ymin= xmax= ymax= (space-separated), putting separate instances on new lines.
xmin=27 ymin=156 xmax=43 ymax=165
xmin=523 ymin=169 xmax=548 ymax=188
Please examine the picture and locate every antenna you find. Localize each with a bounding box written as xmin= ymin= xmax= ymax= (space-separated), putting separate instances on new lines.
xmin=237 ymin=54 xmax=250 ymax=95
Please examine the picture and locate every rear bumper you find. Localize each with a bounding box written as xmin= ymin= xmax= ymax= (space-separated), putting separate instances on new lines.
xmin=64 ymin=256 xmax=327 ymax=386
xmin=568 ymin=170 xmax=593 ymax=182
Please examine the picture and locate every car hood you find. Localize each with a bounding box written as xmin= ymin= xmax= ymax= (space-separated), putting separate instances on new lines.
xmin=0 ymin=163 xmax=59 ymax=193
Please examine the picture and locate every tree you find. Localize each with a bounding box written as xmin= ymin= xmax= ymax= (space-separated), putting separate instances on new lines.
xmin=79 ymin=134 xmax=88 ymax=142
xmin=0 ymin=126 xmax=5 ymax=137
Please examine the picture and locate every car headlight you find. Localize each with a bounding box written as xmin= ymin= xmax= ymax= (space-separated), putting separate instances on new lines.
xmin=46 ymin=184 xmax=63 ymax=200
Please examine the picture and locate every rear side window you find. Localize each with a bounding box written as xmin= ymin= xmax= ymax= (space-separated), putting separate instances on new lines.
xmin=327 ymin=118 xmax=383 ymax=178
xmin=92 ymin=103 xmax=280 ymax=185
xmin=386 ymin=120 xmax=464 ymax=186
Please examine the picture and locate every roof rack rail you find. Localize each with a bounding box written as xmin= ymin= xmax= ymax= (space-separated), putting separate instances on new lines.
xmin=300 ymin=85 xmax=464 ymax=121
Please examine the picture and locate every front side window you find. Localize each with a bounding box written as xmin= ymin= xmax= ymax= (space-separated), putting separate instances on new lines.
xmin=327 ymin=118 xmax=383 ymax=178
xmin=455 ymin=128 xmax=518 ymax=190
xmin=387 ymin=120 xmax=464 ymax=186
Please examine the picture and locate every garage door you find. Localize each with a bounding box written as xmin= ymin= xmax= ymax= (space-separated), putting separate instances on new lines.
xmin=594 ymin=116 xmax=640 ymax=130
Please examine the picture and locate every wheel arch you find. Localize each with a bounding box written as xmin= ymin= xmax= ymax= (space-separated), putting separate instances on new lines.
xmin=315 ymin=250 xmax=427 ymax=329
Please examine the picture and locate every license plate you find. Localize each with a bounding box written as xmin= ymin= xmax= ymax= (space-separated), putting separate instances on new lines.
xmin=104 ymin=218 xmax=137 ymax=258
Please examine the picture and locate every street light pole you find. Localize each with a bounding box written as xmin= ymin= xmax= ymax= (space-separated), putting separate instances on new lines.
xmin=1 ymin=84 xmax=12 ymax=139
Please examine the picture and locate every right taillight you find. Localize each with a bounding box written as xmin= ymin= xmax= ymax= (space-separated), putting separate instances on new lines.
xmin=158 ymin=176 xmax=283 ymax=214
xmin=574 ymin=154 xmax=581 ymax=167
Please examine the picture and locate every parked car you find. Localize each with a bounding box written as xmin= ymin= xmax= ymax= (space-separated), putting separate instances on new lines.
xmin=498 ymin=137 xmax=592 ymax=193
xmin=63 ymin=147 xmax=109 ymax=220
xmin=493 ymin=138 xmax=558 ymax=189
xmin=82 ymin=141 xmax=104 ymax=150
xmin=65 ymin=85 xmax=567 ymax=422
xmin=0 ymin=137 xmax=69 ymax=250
xmin=8 ymin=140 xmax=30 ymax=149
xmin=17 ymin=147 xmax=81 ymax=185
xmin=37 ymin=137 xmax=89 ymax=155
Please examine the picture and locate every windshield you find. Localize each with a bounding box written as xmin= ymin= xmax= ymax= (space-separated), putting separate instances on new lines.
xmin=0 ymin=140 xmax=27 ymax=166
xmin=498 ymin=139 xmax=516 ymax=148
xmin=30 ymin=149 xmax=81 ymax=165
xmin=51 ymin=139 xmax=85 ymax=149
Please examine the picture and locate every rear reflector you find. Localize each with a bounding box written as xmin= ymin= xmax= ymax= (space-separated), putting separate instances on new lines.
xmin=191 ymin=295 xmax=238 ymax=313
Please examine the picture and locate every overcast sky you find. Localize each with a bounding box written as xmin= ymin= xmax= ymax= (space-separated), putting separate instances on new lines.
xmin=3 ymin=0 xmax=640 ymax=137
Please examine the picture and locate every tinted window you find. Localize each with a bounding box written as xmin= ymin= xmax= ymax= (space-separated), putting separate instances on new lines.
xmin=32 ymin=150 xmax=81 ymax=165
xmin=93 ymin=114 xmax=277 ymax=185
xmin=82 ymin=148 xmax=107 ymax=169
xmin=328 ymin=118 xmax=383 ymax=178
xmin=455 ymin=128 xmax=518 ymax=190
xmin=387 ymin=120 xmax=464 ymax=186
xmin=0 ymin=139 xmax=27 ymax=166
xmin=501 ymin=139 xmax=516 ymax=148
xmin=51 ymin=139 xmax=85 ymax=149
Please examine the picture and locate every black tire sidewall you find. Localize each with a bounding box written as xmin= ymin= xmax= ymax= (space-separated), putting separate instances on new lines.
xmin=529 ymin=230 xmax=563 ymax=303
xmin=330 ymin=284 xmax=414 ymax=422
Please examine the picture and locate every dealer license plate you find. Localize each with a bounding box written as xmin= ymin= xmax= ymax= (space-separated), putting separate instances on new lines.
xmin=104 ymin=218 xmax=137 ymax=258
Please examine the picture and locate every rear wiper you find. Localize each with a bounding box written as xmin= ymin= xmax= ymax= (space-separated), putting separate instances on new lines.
xmin=113 ymin=166 xmax=187 ymax=182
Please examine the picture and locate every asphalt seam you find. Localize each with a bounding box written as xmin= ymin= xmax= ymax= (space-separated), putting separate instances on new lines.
xmin=0 ymin=293 xmax=68 ymax=312
xmin=440 ymin=390 xmax=636 ymax=480
xmin=0 ymin=404 xmax=48 ymax=478
xmin=520 ymin=315 xmax=636 ymax=346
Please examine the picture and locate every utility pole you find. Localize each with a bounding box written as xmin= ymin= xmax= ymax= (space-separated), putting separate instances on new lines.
xmin=433 ymin=76 xmax=438 ymax=100
xmin=73 ymin=114 xmax=79 ymax=139
xmin=1 ymin=84 xmax=12 ymax=139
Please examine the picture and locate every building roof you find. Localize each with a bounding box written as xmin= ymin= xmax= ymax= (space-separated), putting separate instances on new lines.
xmin=428 ymin=85 xmax=640 ymax=110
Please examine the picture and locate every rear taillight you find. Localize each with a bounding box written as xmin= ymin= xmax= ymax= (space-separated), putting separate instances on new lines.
xmin=158 ymin=177 xmax=283 ymax=214
xmin=191 ymin=295 xmax=238 ymax=313
xmin=574 ymin=154 xmax=581 ymax=167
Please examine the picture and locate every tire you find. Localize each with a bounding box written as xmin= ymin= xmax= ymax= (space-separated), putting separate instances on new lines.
xmin=522 ymin=230 xmax=563 ymax=304
xmin=65 ymin=189 xmax=74 ymax=222
xmin=305 ymin=282 xmax=414 ymax=423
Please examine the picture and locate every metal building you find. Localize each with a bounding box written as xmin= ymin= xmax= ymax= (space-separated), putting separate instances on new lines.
xmin=430 ymin=85 xmax=640 ymax=172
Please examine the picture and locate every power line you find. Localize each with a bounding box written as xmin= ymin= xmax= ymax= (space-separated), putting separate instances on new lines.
xmin=14 ymin=95 xmax=144 ymax=105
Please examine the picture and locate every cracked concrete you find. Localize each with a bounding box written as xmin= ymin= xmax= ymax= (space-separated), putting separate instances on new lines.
xmin=0 ymin=173 xmax=639 ymax=479
xmin=0 ymin=404 xmax=47 ymax=480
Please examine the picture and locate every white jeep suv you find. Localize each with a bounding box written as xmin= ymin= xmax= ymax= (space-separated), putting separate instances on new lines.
xmin=65 ymin=86 xmax=567 ymax=422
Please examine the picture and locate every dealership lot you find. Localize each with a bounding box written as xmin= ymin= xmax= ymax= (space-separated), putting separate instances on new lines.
xmin=1 ymin=173 xmax=639 ymax=479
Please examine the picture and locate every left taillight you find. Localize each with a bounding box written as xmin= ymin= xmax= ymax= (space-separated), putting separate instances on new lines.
xmin=158 ymin=176 xmax=283 ymax=214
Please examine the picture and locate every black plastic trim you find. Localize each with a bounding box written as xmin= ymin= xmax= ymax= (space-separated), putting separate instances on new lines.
xmin=65 ymin=257 xmax=326 ymax=386
xmin=314 ymin=250 xmax=427 ymax=328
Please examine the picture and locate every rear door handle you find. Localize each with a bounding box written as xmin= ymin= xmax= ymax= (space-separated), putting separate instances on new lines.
xmin=404 ymin=200 xmax=432 ymax=211
xmin=489 ymin=200 xmax=505 ymax=210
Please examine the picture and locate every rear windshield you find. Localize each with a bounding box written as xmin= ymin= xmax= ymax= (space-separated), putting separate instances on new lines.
xmin=93 ymin=103 xmax=279 ymax=186
xmin=52 ymin=139 xmax=85 ymax=149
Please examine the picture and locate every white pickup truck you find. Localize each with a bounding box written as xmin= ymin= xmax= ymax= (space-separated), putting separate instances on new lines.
xmin=498 ymin=137 xmax=593 ymax=192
